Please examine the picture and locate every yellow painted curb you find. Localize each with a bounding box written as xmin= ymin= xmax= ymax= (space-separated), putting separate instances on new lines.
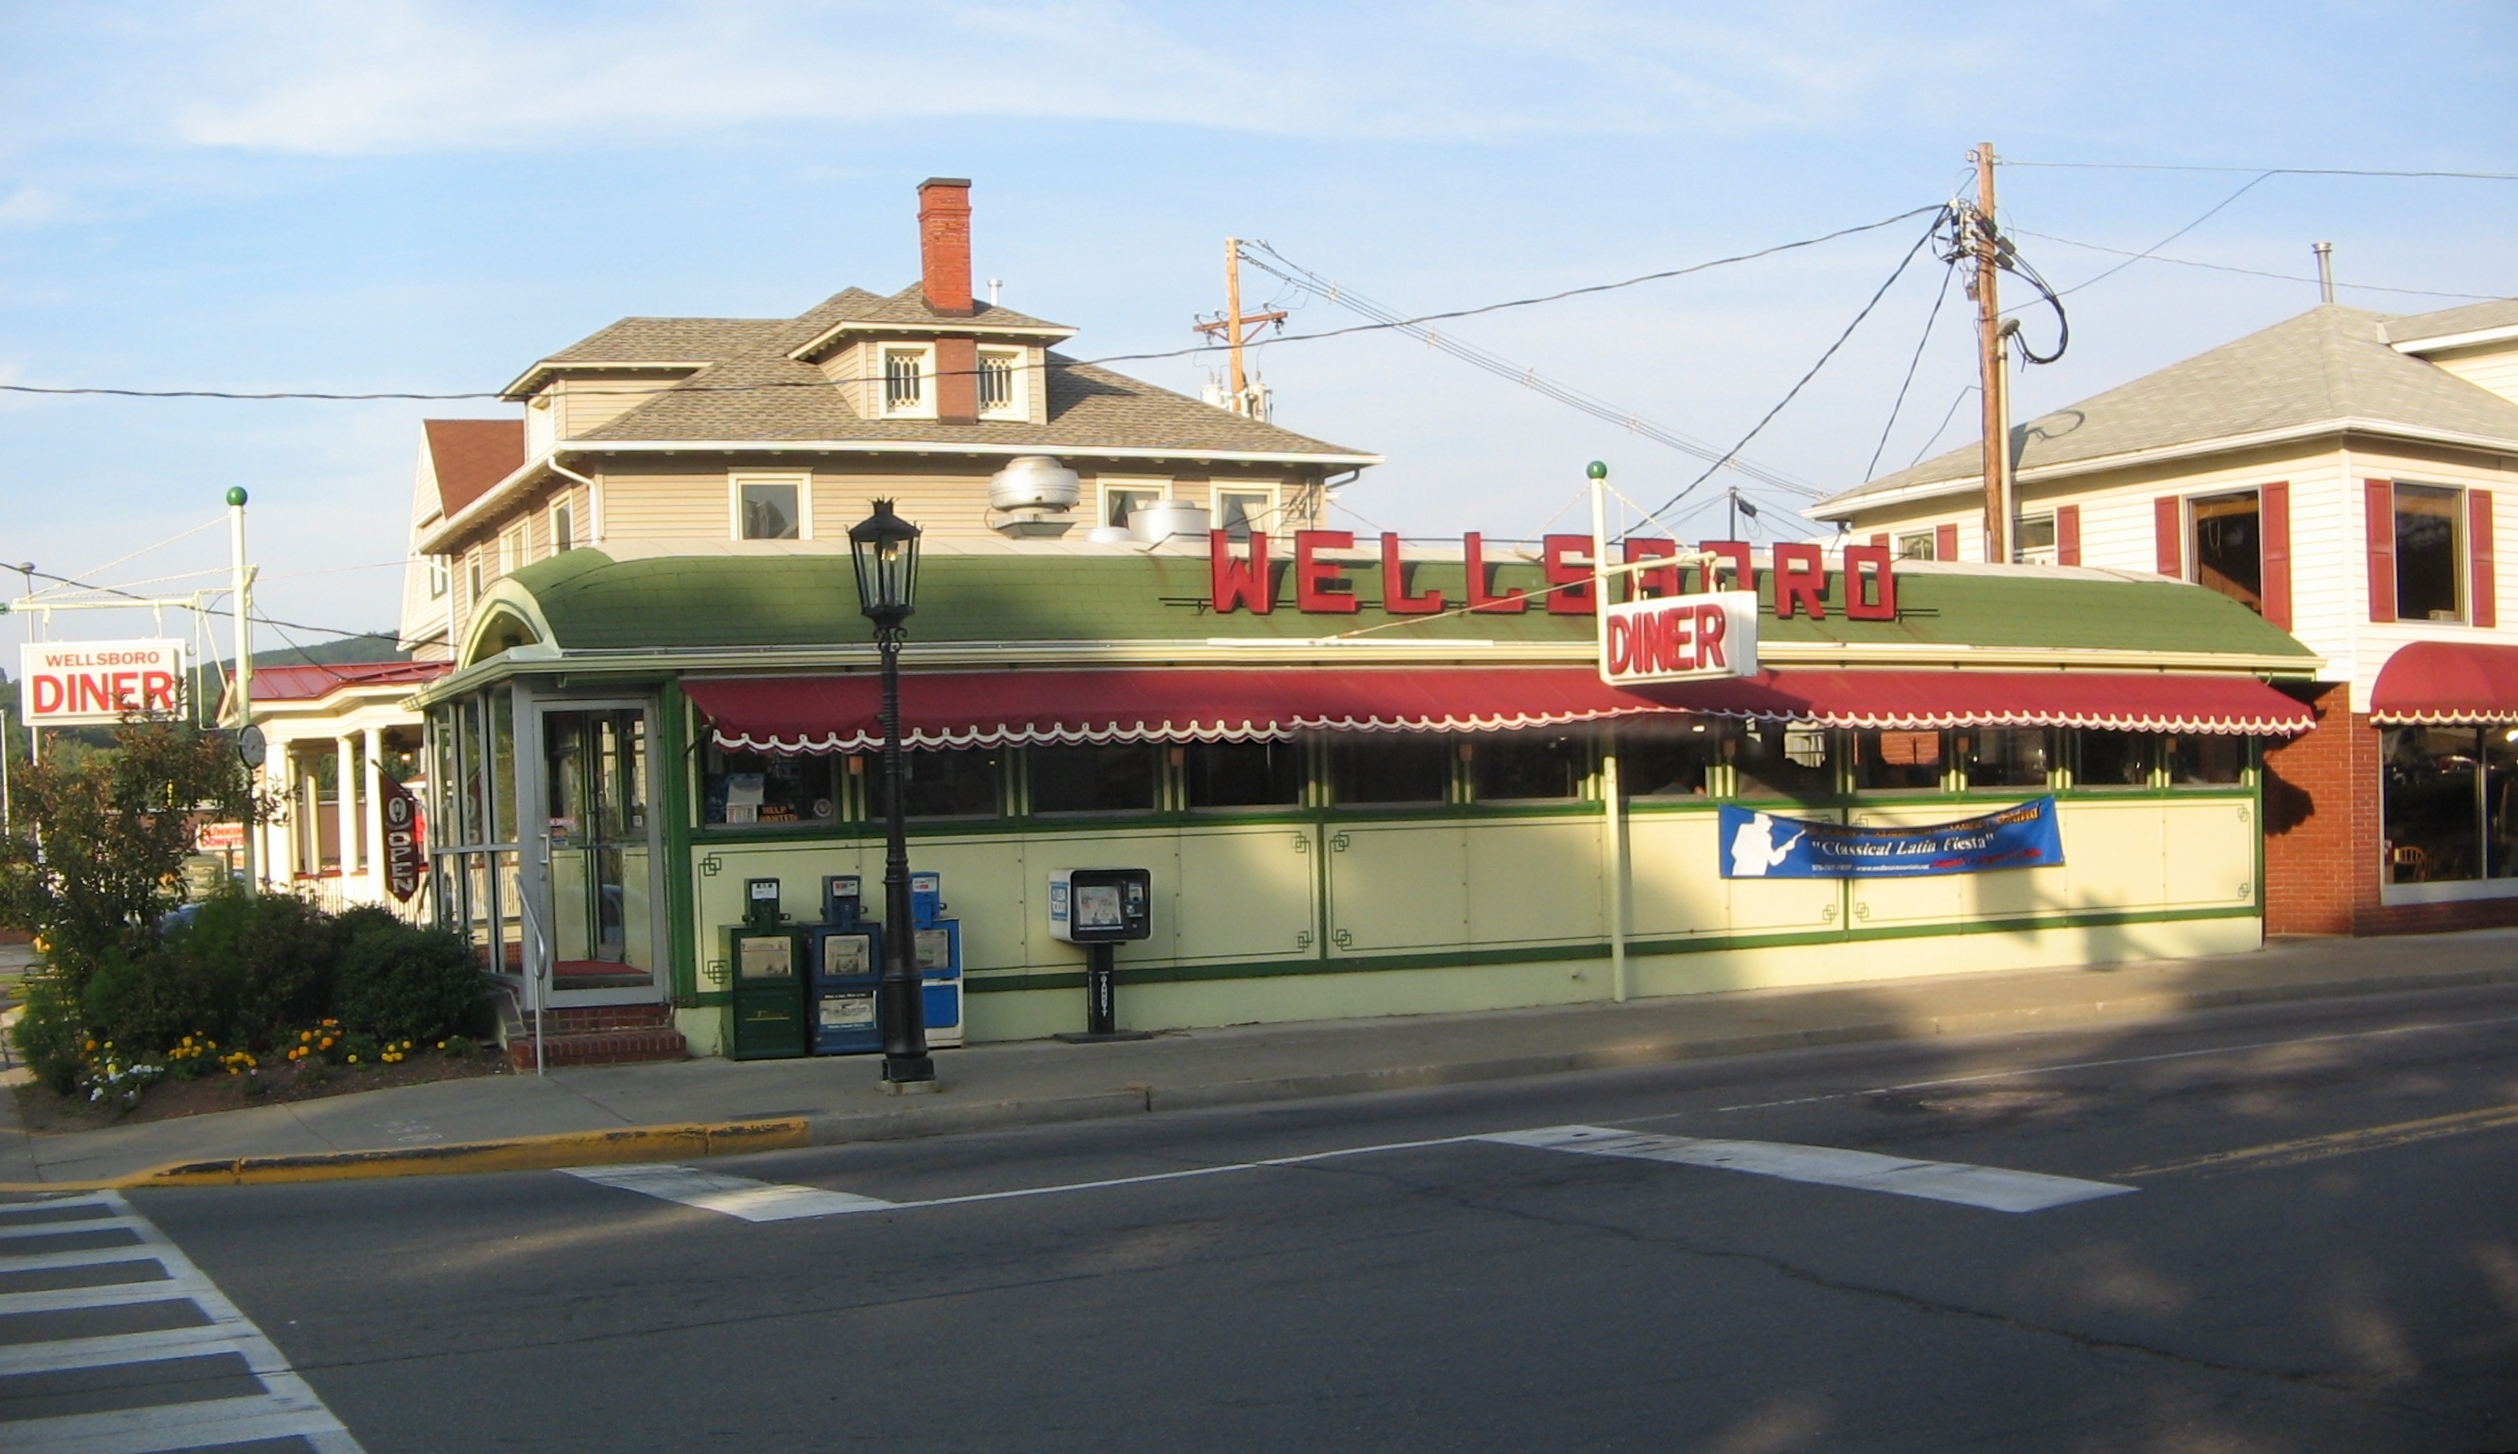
xmin=0 ymin=1118 xmax=811 ymax=1194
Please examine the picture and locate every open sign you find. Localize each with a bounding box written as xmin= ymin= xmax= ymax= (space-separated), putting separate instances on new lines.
xmin=19 ymin=640 xmax=185 ymax=725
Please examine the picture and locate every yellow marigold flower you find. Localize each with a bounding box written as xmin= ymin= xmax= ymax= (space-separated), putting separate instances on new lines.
xmin=346 ymin=1055 xmax=358 ymax=1064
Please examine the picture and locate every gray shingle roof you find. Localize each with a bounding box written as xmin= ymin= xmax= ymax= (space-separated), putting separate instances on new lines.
xmin=2385 ymin=297 xmax=2518 ymax=349
xmin=785 ymin=285 xmax=1073 ymax=351
xmin=1819 ymin=304 xmax=2518 ymax=514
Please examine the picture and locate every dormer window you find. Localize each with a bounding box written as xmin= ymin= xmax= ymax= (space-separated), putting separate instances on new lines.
xmin=882 ymin=347 xmax=927 ymax=414
xmin=978 ymin=348 xmax=1023 ymax=419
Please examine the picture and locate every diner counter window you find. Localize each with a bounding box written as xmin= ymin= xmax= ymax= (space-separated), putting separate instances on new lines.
xmin=1734 ymin=723 xmax=1832 ymax=800
xmin=1470 ymin=731 xmax=1585 ymax=802
xmin=1618 ymin=724 xmax=1722 ymax=799
xmin=1852 ymin=729 xmax=1943 ymax=792
xmin=1332 ymin=737 xmax=1452 ymax=807
xmin=1029 ymin=744 xmax=1158 ymax=816
xmin=1185 ymin=741 xmax=1304 ymax=810
xmin=2165 ymin=734 xmax=2244 ymax=786
xmin=879 ymin=748 xmax=1003 ymax=820
xmin=702 ymin=748 xmax=836 ymax=828
xmin=2075 ymin=730 xmax=2154 ymax=788
xmin=1960 ymin=728 xmax=2052 ymax=789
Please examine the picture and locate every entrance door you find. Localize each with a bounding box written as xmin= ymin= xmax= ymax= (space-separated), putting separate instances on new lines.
xmin=544 ymin=709 xmax=656 ymax=994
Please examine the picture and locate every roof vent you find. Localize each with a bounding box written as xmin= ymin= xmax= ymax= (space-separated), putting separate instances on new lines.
xmin=988 ymin=455 xmax=1080 ymax=539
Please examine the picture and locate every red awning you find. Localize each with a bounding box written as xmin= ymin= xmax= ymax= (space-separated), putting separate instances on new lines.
xmin=2370 ymin=641 xmax=2518 ymax=724
xmin=686 ymin=667 xmax=2314 ymax=755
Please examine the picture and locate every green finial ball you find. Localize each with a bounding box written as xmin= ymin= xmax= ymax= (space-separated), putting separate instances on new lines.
xmin=1585 ymin=461 xmax=1607 ymax=479
xmin=225 ymin=487 xmax=248 ymax=507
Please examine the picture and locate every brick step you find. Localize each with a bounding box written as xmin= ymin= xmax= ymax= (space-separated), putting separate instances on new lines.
xmin=508 ymin=1026 xmax=687 ymax=1072
xmin=523 ymin=1003 xmax=677 ymax=1035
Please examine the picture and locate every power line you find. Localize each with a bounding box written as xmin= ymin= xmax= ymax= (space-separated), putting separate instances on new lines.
xmin=2001 ymin=161 xmax=2518 ymax=182
xmin=2050 ymin=172 xmax=2276 ymax=298
xmin=0 ymin=207 xmax=1947 ymax=409
xmin=2006 ymin=228 xmax=2503 ymax=301
xmin=1647 ymin=209 xmax=1950 ymax=520
xmin=5 ymin=564 xmax=388 ymax=644
xmin=1864 ymin=255 xmax=1961 ymax=481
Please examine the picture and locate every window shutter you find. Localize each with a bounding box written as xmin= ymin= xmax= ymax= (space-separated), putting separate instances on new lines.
xmin=2055 ymin=505 xmax=2081 ymax=566
xmin=1933 ymin=523 xmax=1958 ymax=561
xmin=2259 ymin=482 xmax=2292 ymax=630
xmin=2473 ymin=489 xmax=2497 ymax=628
xmin=2153 ymin=497 xmax=2182 ymax=577
xmin=2366 ymin=479 xmax=2397 ymax=623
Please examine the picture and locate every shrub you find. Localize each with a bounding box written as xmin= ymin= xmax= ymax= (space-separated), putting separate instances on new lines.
xmin=332 ymin=921 xmax=483 ymax=1045
xmin=81 ymin=945 xmax=227 ymax=1062
xmin=11 ymin=973 xmax=88 ymax=1095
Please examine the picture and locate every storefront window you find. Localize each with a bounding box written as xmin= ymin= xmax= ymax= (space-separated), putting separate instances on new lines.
xmin=2165 ymin=734 xmax=2244 ymax=786
xmin=1030 ymin=745 xmax=1158 ymax=815
xmin=1734 ymin=723 xmax=1833 ymax=800
xmin=2074 ymin=730 xmax=2154 ymax=788
xmin=2490 ymin=728 xmax=2518 ymax=879
xmin=702 ymin=746 xmax=837 ymax=828
xmin=1852 ymin=729 xmax=1943 ymax=792
xmin=873 ymin=748 xmax=1002 ymax=820
xmin=1471 ymin=732 xmax=1584 ymax=802
xmin=1616 ymin=723 xmax=1722 ymax=798
xmin=2384 ymin=727 xmax=2481 ymax=883
xmin=1959 ymin=728 xmax=2051 ymax=789
xmin=1331 ymin=737 xmax=1451 ymax=806
xmin=1185 ymin=741 xmax=1304 ymax=809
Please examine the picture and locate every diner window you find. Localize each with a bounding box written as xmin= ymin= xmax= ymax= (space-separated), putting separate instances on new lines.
xmin=2191 ymin=491 xmax=2263 ymax=613
xmin=1734 ymin=723 xmax=1833 ymax=800
xmin=2395 ymin=483 xmax=2463 ymax=622
xmin=882 ymin=348 xmax=928 ymax=414
xmin=1471 ymin=732 xmax=1585 ymax=802
xmin=736 ymin=478 xmax=804 ymax=541
xmin=1213 ymin=487 xmax=1278 ymax=541
xmin=1616 ymin=723 xmax=1723 ymax=799
xmin=702 ymin=747 xmax=837 ymax=829
xmin=1101 ymin=483 xmax=1164 ymax=530
xmin=2384 ymin=728 xmax=2483 ymax=883
xmin=2014 ymin=513 xmax=2057 ymax=565
xmin=551 ymin=501 xmax=575 ymax=555
xmin=1852 ymin=729 xmax=1944 ymax=792
xmin=978 ymin=349 xmax=1021 ymax=418
xmin=1958 ymin=728 xmax=2051 ymax=789
xmin=1029 ymin=745 xmax=1159 ymax=815
xmin=1895 ymin=531 xmax=1936 ymax=561
xmin=875 ymin=748 xmax=1002 ymax=820
xmin=1331 ymin=737 xmax=1452 ymax=806
xmin=1185 ymin=741 xmax=1304 ymax=810
xmin=2074 ymin=730 xmax=2155 ymax=788
xmin=2165 ymin=734 xmax=2245 ymax=786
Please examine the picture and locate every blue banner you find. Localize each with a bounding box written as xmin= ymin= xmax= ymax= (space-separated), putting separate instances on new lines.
xmin=1717 ymin=797 xmax=2064 ymax=879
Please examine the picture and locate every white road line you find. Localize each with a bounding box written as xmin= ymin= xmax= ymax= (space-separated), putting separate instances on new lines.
xmin=1700 ymin=1010 xmax=2518 ymax=1115
xmin=1482 ymin=1125 xmax=2136 ymax=1213
xmin=562 ymin=1164 xmax=896 ymax=1222
xmin=0 ymin=1191 xmax=364 ymax=1454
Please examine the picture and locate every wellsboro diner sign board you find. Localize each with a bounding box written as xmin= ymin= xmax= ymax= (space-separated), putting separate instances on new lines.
xmin=18 ymin=639 xmax=186 ymax=726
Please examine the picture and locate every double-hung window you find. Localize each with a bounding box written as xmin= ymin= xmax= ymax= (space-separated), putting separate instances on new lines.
xmin=2395 ymin=483 xmax=2463 ymax=622
xmin=977 ymin=349 xmax=1022 ymax=419
xmin=733 ymin=475 xmax=808 ymax=541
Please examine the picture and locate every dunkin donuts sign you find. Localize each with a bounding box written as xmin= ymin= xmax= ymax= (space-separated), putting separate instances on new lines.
xmin=18 ymin=640 xmax=186 ymax=725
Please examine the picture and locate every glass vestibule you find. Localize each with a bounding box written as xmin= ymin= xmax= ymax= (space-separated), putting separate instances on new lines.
xmin=544 ymin=709 xmax=657 ymax=991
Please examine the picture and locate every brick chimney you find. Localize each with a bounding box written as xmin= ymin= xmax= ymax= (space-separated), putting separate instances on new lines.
xmin=917 ymin=178 xmax=975 ymax=316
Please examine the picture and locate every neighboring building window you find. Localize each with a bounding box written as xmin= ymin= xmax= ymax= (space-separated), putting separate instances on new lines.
xmin=2395 ymin=483 xmax=2464 ymax=621
xmin=500 ymin=524 xmax=527 ymax=577
xmin=1330 ymin=737 xmax=1452 ymax=806
xmin=1214 ymin=487 xmax=1278 ymax=540
xmin=427 ymin=557 xmax=449 ymax=600
xmin=1957 ymin=728 xmax=2051 ymax=789
xmin=2191 ymin=490 xmax=2263 ymax=614
xmin=1895 ymin=531 xmax=1936 ymax=561
xmin=466 ymin=551 xmax=483 ymax=602
xmin=2013 ymin=513 xmax=2057 ymax=565
xmin=551 ymin=501 xmax=575 ymax=555
xmin=882 ymin=348 xmax=926 ymax=414
xmin=1734 ymin=723 xmax=1832 ymax=800
xmin=735 ymin=478 xmax=805 ymax=541
xmin=701 ymin=748 xmax=836 ymax=829
xmin=1029 ymin=745 xmax=1159 ymax=815
xmin=1470 ymin=732 xmax=1585 ymax=801
xmin=1852 ymin=729 xmax=1943 ymax=791
xmin=1185 ymin=742 xmax=1303 ymax=809
xmin=1101 ymin=482 xmax=1165 ymax=529
xmin=2074 ymin=730 xmax=2155 ymax=788
xmin=2380 ymin=726 xmax=2518 ymax=883
xmin=977 ymin=349 xmax=1021 ymax=418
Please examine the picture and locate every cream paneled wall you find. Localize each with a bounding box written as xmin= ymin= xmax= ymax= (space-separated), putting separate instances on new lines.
xmin=2430 ymin=346 xmax=2518 ymax=407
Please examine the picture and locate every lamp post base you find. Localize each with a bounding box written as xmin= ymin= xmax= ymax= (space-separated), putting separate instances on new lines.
xmin=880 ymin=1071 xmax=943 ymax=1095
xmin=880 ymin=1055 xmax=937 ymax=1086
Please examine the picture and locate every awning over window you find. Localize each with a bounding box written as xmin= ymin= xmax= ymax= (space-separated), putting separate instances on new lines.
xmin=2369 ymin=641 xmax=2518 ymax=725
xmin=685 ymin=667 xmax=2314 ymax=755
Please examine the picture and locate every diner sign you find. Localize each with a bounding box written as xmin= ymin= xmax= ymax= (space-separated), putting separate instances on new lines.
xmin=1718 ymin=797 xmax=2064 ymax=879
xmin=18 ymin=639 xmax=186 ymax=725
xmin=1601 ymin=591 xmax=1758 ymax=684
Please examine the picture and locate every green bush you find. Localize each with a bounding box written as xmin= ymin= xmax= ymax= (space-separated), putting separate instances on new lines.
xmin=82 ymin=945 xmax=228 ymax=1062
xmin=331 ymin=920 xmax=483 ymax=1045
xmin=79 ymin=888 xmax=339 ymax=1055
xmin=10 ymin=973 xmax=88 ymax=1095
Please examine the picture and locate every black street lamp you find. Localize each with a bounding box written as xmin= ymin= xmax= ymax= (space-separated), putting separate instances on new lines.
xmin=849 ymin=500 xmax=935 ymax=1086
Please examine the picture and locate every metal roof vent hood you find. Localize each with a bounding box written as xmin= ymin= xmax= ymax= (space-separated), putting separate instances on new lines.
xmin=988 ymin=455 xmax=1081 ymax=538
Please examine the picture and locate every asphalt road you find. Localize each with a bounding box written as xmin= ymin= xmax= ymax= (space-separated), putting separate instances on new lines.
xmin=12 ymin=984 xmax=2518 ymax=1452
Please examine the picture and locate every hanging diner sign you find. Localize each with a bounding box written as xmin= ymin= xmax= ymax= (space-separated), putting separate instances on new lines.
xmin=18 ymin=639 xmax=186 ymax=725
xmin=380 ymin=776 xmax=427 ymax=902
xmin=1600 ymin=591 xmax=1759 ymax=685
xmin=1718 ymin=797 xmax=2064 ymax=879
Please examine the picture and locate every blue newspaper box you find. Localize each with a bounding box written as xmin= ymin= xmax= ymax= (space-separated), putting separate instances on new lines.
xmin=807 ymin=874 xmax=883 ymax=1056
xmin=909 ymin=871 xmax=964 ymax=1049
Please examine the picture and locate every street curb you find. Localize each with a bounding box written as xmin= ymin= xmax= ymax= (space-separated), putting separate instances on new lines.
xmin=0 ymin=1118 xmax=811 ymax=1193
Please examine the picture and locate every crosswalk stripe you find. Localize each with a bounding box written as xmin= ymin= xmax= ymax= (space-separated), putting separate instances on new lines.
xmin=562 ymin=1164 xmax=897 ymax=1222
xmin=1479 ymin=1125 xmax=2137 ymax=1213
xmin=0 ymin=1216 xmax=140 ymax=1243
xmin=0 ymin=1191 xmax=364 ymax=1453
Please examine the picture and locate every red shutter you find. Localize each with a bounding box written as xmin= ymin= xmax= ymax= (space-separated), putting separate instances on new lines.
xmin=2366 ymin=479 xmax=2397 ymax=623
xmin=1934 ymin=523 xmax=1958 ymax=561
xmin=2472 ymin=489 xmax=2497 ymax=628
xmin=2259 ymin=482 xmax=2292 ymax=630
xmin=2055 ymin=505 xmax=2081 ymax=566
xmin=2153 ymin=497 xmax=2182 ymax=577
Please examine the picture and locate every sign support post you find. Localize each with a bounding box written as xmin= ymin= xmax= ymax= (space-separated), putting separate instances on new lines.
xmin=225 ymin=488 xmax=256 ymax=891
xmin=1588 ymin=462 xmax=1629 ymax=1005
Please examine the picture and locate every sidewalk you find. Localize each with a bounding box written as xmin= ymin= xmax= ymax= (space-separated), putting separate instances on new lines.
xmin=7 ymin=929 xmax=2517 ymax=1188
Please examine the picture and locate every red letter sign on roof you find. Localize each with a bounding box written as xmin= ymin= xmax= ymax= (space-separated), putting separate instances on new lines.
xmin=1210 ymin=530 xmax=1274 ymax=615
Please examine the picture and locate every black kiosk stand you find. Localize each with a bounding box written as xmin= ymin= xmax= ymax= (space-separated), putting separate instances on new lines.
xmin=1047 ymin=868 xmax=1156 ymax=1043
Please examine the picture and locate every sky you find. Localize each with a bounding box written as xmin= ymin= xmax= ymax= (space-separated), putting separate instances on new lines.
xmin=0 ymin=0 xmax=2512 ymax=663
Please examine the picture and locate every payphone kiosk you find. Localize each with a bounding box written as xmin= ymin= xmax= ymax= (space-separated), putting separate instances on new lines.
xmin=908 ymin=871 xmax=964 ymax=1050
xmin=1047 ymin=868 xmax=1153 ymax=1039
xmin=807 ymin=874 xmax=883 ymax=1056
xmin=725 ymin=877 xmax=806 ymax=1060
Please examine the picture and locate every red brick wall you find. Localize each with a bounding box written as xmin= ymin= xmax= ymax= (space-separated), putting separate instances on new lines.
xmin=2261 ymin=683 xmax=2518 ymax=935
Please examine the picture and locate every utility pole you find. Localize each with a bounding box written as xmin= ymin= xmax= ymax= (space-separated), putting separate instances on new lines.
xmin=2314 ymin=242 xmax=2335 ymax=304
xmin=1193 ymin=239 xmax=1287 ymax=419
xmin=1971 ymin=142 xmax=2011 ymax=565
